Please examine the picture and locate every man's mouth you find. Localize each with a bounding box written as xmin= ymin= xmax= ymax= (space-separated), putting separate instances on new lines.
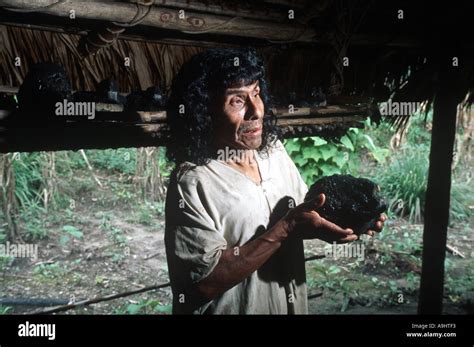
xmin=242 ymin=126 xmax=262 ymax=137
xmin=241 ymin=122 xmax=263 ymax=137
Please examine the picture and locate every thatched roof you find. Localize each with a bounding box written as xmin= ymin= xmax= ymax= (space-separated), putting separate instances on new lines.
xmin=0 ymin=0 xmax=472 ymax=152
xmin=0 ymin=24 xmax=203 ymax=93
xmin=1 ymin=0 xmax=472 ymax=98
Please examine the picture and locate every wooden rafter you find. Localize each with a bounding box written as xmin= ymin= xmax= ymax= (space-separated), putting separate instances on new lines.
xmin=0 ymin=0 xmax=317 ymax=42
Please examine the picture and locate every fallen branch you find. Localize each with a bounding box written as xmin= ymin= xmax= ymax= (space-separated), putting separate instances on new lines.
xmin=26 ymin=282 xmax=171 ymax=315
xmin=308 ymin=292 xmax=323 ymax=300
xmin=144 ymin=252 xmax=161 ymax=260
xmin=33 ymin=256 xmax=58 ymax=267
xmin=446 ymin=244 xmax=466 ymax=258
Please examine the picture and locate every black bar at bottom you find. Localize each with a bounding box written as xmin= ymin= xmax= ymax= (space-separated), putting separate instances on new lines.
xmin=0 ymin=315 xmax=471 ymax=346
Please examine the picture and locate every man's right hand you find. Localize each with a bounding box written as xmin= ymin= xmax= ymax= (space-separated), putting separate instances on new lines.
xmin=282 ymin=193 xmax=357 ymax=244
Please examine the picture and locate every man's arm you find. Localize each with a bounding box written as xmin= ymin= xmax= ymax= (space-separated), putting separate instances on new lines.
xmin=195 ymin=194 xmax=357 ymax=300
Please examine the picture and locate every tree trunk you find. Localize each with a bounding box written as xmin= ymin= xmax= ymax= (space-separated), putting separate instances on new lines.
xmin=0 ymin=153 xmax=21 ymax=242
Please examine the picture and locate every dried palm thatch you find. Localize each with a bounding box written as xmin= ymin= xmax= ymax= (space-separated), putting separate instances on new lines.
xmin=0 ymin=24 xmax=203 ymax=93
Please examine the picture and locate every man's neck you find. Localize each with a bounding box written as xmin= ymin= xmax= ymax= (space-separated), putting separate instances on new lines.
xmin=227 ymin=149 xmax=256 ymax=167
xmin=215 ymin=146 xmax=261 ymax=184
xmin=213 ymin=140 xmax=257 ymax=166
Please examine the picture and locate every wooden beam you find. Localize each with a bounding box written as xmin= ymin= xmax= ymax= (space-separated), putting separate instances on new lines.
xmin=0 ymin=19 xmax=433 ymax=49
xmin=0 ymin=104 xmax=369 ymax=153
xmin=153 ymin=0 xmax=289 ymax=22
xmin=277 ymin=115 xmax=364 ymax=126
xmin=261 ymin=0 xmax=308 ymax=9
xmin=0 ymin=21 xmax=238 ymax=48
xmin=272 ymin=104 xmax=369 ymax=118
xmin=0 ymin=0 xmax=317 ymax=42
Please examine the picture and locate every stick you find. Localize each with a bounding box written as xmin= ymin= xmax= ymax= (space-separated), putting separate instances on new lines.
xmin=308 ymin=292 xmax=323 ymax=300
xmin=144 ymin=252 xmax=161 ymax=260
xmin=446 ymin=244 xmax=465 ymax=258
xmin=34 ymin=257 xmax=58 ymax=266
xmin=79 ymin=149 xmax=103 ymax=188
xmin=26 ymin=282 xmax=171 ymax=315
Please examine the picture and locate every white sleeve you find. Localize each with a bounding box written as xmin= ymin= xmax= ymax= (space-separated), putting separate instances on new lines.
xmin=165 ymin=174 xmax=228 ymax=287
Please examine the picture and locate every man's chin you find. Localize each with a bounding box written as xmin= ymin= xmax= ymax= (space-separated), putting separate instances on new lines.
xmin=242 ymin=138 xmax=262 ymax=150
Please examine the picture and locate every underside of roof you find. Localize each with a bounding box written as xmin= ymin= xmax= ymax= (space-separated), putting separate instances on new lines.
xmin=0 ymin=0 xmax=472 ymax=152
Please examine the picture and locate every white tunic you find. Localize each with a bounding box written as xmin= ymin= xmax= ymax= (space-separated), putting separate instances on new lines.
xmin=165 ymin=140 xmax=309 ymax=314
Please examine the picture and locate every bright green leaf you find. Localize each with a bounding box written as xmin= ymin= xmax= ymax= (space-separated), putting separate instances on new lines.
xmin=319 ymin=146 xmax=338 ymax=161
xmin=340 ymin=135 xmax=354 ymax=151
xmin=363 ymin=134 xmax=377 ymax=151
xmin=126 ymin=304 xmax=143 ymax=314
xmin=311 ymin=137 xmax=328 ymax=146
xmin=284 ymin=139 xmax=300 ymax=154
xmin=331 ymin=154 xmax=347 ymax=168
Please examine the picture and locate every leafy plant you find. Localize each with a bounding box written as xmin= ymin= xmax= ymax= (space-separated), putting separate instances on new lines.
xmin=120 ymin=299 xmax=172 ymax=314
xmin=0 ymin=305 xmax=12 ymax=314
xmin=284 ymin=122 xmax=389 ymax=185
xmin=60 ymin=225 xmax=83 ymax=246
xmin=83 ymin=148 xmax=137 ymax=175
xmin=33 ymin=263 xmax=65 ymax=279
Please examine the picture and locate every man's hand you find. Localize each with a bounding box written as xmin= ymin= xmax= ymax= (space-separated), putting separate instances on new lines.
xmin=282 ymin=193 xmax=358 ymax=244
xmin=364 ymin=213 xmax=386 ymax=236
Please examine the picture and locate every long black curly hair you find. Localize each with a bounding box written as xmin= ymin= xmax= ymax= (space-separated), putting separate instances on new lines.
xmin=166 ymin=48 xmax=279 ymax=166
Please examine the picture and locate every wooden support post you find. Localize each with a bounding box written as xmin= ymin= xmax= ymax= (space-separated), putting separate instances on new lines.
xmin=418 ymin=67 xmax=459 ymax=314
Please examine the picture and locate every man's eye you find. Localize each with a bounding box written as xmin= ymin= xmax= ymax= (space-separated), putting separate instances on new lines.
xmin=230 ymin=98 xmax=244 ymax=106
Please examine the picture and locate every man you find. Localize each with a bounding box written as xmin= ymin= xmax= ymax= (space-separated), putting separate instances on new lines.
xmin=165 ymin=48 xmax=385 ymax=314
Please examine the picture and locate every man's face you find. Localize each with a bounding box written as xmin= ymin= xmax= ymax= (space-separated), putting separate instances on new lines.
xmin=212 ymin=80 xmax=264 ymax=151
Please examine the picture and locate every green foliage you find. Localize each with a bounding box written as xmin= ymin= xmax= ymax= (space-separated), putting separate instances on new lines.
xmin=0 ymin=223 xmax=6 ymax=243
xmin=0 ymin=255 xmax=14 ymax=270
xmin=60 ymin=225 xmax=83 ymax=246
xmin=21 ymin=208 xmax=48 ymax=240
xmin=157 ymin=147 xmax=174 ymax=179
xmin=444 ymin=263 xmax=474 ymax=303
xmin=85 ymin=148 xmax=136 ymax=175
xmin=306 ymin=262 xmax=354 ymax=312
xmin=33 ymin=263 xmax=65 ymax=279
xmin=284 ymin=121 xmax=389 ymax=185
xmin=135 ymin=202 xmax=165 ymax=226
xmin=67 ymin=147 xmax=174 ymax=178
xmin=115 ymin=299 xmax=172 ymax=314
xmin=0 ymin=305 xmax=12 ymax=314
xmin=449 ymin=181 xmax=474 ymax=222
xmin=376 ymin=144 xmax=429 ymax=223
xmin=375 ymin=140 xmax=472 ymax=223
xmin=11 ymin=153 xmax=46 ymax=209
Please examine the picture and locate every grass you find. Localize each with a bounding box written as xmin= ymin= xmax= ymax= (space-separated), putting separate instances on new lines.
xmin=113 ymin=298 xmax=172 ymax=315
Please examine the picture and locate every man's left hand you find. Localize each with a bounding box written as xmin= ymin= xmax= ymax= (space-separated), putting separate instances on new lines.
xmin=365 ymin=214 xmax=386 ymax=237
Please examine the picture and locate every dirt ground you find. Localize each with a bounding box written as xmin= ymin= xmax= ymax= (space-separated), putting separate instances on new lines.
xmin=1 ymin=170 xmax=472 ymax=315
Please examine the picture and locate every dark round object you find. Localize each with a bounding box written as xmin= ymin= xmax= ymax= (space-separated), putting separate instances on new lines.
xmin=18 ymin=62 xmax=72 ymax=114
xmin=125 ymin=86 xmax=167 ymax=111
xmin=305 ymin=174 xmax=387 ymax=235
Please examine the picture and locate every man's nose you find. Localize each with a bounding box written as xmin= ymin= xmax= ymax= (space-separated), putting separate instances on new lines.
xmin=245 ymin=97 xmax=264 ymax=120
